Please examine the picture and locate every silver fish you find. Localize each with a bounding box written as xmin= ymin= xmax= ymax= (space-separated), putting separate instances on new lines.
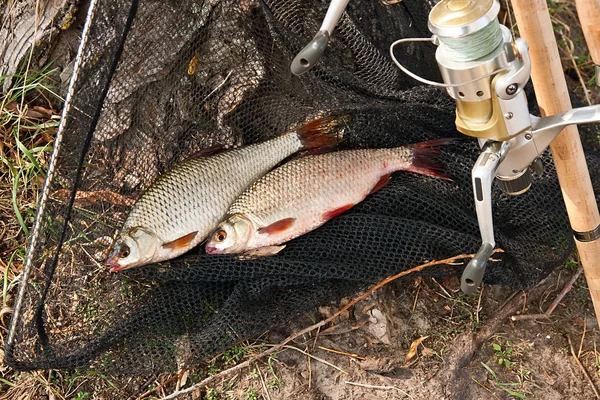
xmin=106 ymin=116 xmax=345 ymax=271
xmin=205 ymin=139 xmax=450 ymax=256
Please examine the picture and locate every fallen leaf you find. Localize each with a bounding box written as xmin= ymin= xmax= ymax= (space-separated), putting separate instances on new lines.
xmin=180 ymin=369 xmax=190 ymax=388
xmin=405 ymin=336 xmax=429 ymax=361
xmin=32 ymin=105 xmax=56 ymax=117
xmin=364 ymin=308 xmax=390 ymax=344
xmin=441 ymin=276 xmax=460 ymax=291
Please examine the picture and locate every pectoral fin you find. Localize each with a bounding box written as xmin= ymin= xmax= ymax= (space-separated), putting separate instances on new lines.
xmin=257 ymin=218 xmax=296 ymax=235
xmin=162 ymin=231 xmax=198 ymax=250
xmin=237 ymin=245 xmax=287 ymax=260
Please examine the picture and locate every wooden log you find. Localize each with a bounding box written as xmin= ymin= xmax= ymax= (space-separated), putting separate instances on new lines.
xmin=511 ymin=0 xmax=600 ymax=321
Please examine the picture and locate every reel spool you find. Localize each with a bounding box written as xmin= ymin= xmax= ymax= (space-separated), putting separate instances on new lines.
xmin=428 ymin=0 xmax=531 ymax=143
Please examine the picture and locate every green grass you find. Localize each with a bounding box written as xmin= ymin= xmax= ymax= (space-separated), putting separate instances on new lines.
xmin=480 ymin=362 xmax=532 ymax=399
xmin=0 ymin=62 xmax=63 ymax=396
xmin=1 ymin=63 xmax=60 ymax=234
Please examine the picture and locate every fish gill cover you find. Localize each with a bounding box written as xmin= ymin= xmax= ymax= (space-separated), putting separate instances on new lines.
xmin=5 ymin=0 xmax=600 ymax=373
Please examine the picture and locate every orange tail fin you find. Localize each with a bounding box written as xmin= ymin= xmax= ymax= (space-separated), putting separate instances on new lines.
xmin=406 ymin=138 xmax=454 ymax=181
xmin=296 ymin=115 xmax=348 ymax=150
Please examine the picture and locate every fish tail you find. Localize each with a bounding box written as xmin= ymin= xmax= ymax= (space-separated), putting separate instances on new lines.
xmin=296 ymin=115 xmax=348 ymax=151
xmin=406 ymin=138 xmax=454 ymax=181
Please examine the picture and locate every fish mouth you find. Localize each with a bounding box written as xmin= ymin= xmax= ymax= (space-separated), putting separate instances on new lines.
xmin=205 ymin=245 xmax=221 ymax=255
xmin=106 ymin=256 xmax=125 ymax=272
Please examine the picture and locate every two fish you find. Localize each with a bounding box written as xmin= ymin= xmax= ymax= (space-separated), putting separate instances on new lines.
xmin=106 ymin=117 xmax=344 ymax=271
xmin=106 ymin=116 xmax=450 ymax=271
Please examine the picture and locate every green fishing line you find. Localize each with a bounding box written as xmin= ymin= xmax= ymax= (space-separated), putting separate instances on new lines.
xmin=438 ymin=18 xmax=504 ymax=62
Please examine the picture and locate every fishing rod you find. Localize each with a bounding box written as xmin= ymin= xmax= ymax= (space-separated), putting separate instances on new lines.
xmin=575 ymin=0 xmax=600 ymax=89
xmin=291 ymin=0 xmax=600 ymax=315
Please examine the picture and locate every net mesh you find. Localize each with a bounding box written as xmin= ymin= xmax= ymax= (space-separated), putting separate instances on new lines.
xmin=5 ymin=0 xmax=600 ymax=373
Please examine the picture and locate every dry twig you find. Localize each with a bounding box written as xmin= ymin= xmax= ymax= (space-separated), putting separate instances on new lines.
xmin=471 ymin=377 xmax=500 ymax=399
xmin=317 ymin=345 xmax=365 ymax=360
xmin=511 ymin=267 xmax=583 ymax=321
xmin=345 ymin=380 xmax=413 ymax=398
xmin=568 ymin=335 xmax=600 ymax=399
xmin=476 ymin=284 xmax=484 ymax=324
xmin=411 ymin=279 xmax=421 ymax=312
xmin=281 ymin=345 xmax=345 ymax=374
xmin=579 ymin=319 xmax=587 ymax=359
xmin=135 ymin=373 xmax=182 ymax=400
xmin=256 ymin=366 xmax=271 ymax=400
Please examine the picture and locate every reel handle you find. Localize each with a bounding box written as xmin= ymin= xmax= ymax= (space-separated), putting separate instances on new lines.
xmin=461 ymin=141 xmax=510 ymax=293
xmin=461 ymin=243 xmax=494 ymax=294
xmin=291 ymin=31 xmax=329 ymax=75
xmin=291 ymin=0 xmax=350 ymax=75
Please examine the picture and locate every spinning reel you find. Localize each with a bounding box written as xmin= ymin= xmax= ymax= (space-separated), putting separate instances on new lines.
xmin=293 ymin=0 xmax=600 ymax=294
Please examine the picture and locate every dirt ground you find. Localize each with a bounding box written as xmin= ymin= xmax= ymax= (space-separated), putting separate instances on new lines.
xmin=2 ymin=1 xmax=600 ymax=399
xmin=192 ymin=268 xmax=600 ymax=400
xmin=3 ymin=266 xmax=600 ymax=399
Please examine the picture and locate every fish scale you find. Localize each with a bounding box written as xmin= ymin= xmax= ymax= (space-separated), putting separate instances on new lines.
xmin=207 ymin=140 xmax=449 ymax=255
xmin=124 ymin=136 xmax=298 ymax=242
xmin=229 ymin=148 xmax=413 ymax=223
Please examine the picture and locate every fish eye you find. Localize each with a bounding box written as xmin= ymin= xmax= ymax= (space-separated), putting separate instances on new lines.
xmin=119 ymin=246 xmax=131 ymax=258
xmin=215 ymin=230 xmax=227 ymax=242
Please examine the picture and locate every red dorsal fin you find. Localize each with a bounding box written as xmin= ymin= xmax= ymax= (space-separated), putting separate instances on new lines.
xmin=296 ymin=115 xmax=348 ymax=150
xmin=162 ymin=231 xmax=198 ymax=250
xmin=258 ymin=218 xmax=296 ymax=235
xmin=369 ymin=174 xmax=391 ymax=195
xmin=323 ymin=203 xmax=355 ymax=220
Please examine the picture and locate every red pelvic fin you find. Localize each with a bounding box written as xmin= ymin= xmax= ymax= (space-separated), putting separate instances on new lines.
xmin=408 ymin=139 xmax=454 ymax=181
xmin=369 ymin=174 xmax=391 ymax=195
xmin=323 ymin=203 xmax=355 ymax=220
xmin=162 ymin=231 xmax=198 ymax=250
xmin=296 ymin=115 xmax=348 ymax=150
xmin=258 ymin=218 xmax=296 ymax=235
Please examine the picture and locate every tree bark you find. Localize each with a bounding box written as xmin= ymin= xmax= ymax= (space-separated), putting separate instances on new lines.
xmin=1 ymin=0 xmax=80 ymax=91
